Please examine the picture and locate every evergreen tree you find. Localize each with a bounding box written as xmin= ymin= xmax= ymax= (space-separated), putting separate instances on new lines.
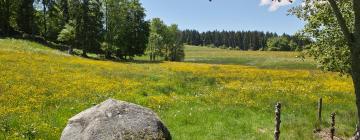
xmin=181 ymin=29 xmax=308 ymax=51
xmin=69 ymin=0 xmax=103 ymax=56
xmin=17 ymin=0 xmax=35 ymax=34
xmin=121 ymin=0 xmax=149 ymax=59
xmin=0 ymin=0 xmax=14 ymax=36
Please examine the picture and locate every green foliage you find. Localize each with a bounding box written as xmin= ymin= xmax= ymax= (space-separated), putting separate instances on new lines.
xmin=102 ymin=0 xmax=149 ymax=60
xmin=148 ymin=19 xmax=185 ymax=61
xmin=0 ymin=0 xmax=20 ymax=36
xmin=22 ymin=124 xmax=37 ymax=140
xmin=70 ymin=0 xmax=103 ymax=56
xmin=148 ymin=18 xmax=167 ymax=60
xmin=57 ymin=21 xmax=75 ymax=45
xmin=100 ymin=42 xmax=116 ymax=58
xmin=291 ymin=0 xmax=354 ymax=74
xmin=148 ymin=33 xmax=164 ymax=61
xmin=167 ymin=24 xmax=185 ymax=61
xmin=16 ymin=0 xmax=36 ymax=34
xmin=266 ymin=36 xmax=292 ymax=51
xmin=121 ymin=0 xmax=149 ymax=58
xmin=168 ymin=43 xmax=185 ymax=61
xmin=181 ymin=30 xmax=310 ymax=51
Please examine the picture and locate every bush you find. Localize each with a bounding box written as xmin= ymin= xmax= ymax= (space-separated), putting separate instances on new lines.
xmin=266 ymin=37 xmax=291 ymax=51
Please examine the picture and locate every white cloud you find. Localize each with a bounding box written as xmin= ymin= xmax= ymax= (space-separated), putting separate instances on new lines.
xmin=260 ymin=0 xmax=271 ymax=6
xmin=260 ymin=0 xmax=295 ymax=11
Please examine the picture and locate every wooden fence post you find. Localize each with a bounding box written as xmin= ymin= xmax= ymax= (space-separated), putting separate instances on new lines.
xmin=274 ymin=102 xmax=281 ymax=140
xmin=330 ymin=112 xmax=336 ymax=140
xmin=314 ymin=97 xmax=323 ymax=132
xmin=318 ymin=98 xmax=322 ymax=125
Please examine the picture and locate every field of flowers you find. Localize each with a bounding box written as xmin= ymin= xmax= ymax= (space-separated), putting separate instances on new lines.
xmin=0 ymin=39 xmax=356 ymax=139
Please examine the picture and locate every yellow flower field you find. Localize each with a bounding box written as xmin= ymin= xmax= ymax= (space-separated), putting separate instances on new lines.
xmin=0 ymin=39 xmax=356 ymax=139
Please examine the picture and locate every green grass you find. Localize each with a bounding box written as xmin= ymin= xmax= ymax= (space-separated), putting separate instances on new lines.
xmin=0 ymin=39 xmax=356 ymax=140
xmin=183 ymin=45 xmax=317 ymax=69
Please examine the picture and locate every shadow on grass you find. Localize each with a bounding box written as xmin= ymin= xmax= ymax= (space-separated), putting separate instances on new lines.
xmin=85 ymin=56 xmax=164 ymax=64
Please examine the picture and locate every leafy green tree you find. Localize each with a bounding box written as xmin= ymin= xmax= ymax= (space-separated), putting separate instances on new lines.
xmin=102 ymin=0 xmax=148 ymax=60
xmin=37 ymin=0 xmax=69 ymax=41
xmin=102 ymin=0 xmax=125 ymax=59
xmin=100 ymin=41 xmax=116 ymax=59
xmin=289 ymin=0 xmax=360 ymax=135
xmin=148 ymin=18 xmax=168 ymax=60
xmin=167 ymin=24 xmax=185 ymax=61
xmin=148 ymin=33 xmax=163 ymax=61
xmin=70 ymin=0 xmax=103 ymax=56
xmin=86 ymin=0 xmax=103 ymax=54
xmin=57 ymin=20 xmax=75 ymax=54
xmin=148 ymin=19 xmax=184 ymax=61
xmin=39 ymin=0 xmax=50 ymax=36
xmin=121 ymin=0 xmax=149 ymax=59
xmin=266 ymin=36 xmax=292 ymax=51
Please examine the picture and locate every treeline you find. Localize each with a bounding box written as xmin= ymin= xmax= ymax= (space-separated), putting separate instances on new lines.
xmin=0 ymin=0 xmax=184 ymax=61
xmin=181 ymin=30 xmax=310 ymax=51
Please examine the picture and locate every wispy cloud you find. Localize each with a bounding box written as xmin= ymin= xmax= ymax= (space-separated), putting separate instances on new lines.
xmin=260 ymin=0 xmax=294 ymax=11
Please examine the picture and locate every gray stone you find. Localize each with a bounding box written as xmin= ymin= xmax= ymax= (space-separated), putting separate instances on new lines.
xmin=60 ymin=99 xmax=171 ymax=140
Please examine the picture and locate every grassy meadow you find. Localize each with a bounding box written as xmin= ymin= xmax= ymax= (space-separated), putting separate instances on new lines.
xmin=184 ymin=45 xmax=317 ymax=69
xmin=0 ymin=39 xmax=356 ymax=139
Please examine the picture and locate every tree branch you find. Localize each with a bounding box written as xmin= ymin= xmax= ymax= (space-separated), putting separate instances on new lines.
xmin=328 ymin=0 xmax=354 ymax=46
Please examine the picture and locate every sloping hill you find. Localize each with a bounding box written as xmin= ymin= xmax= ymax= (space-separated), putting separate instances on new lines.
xmin=0 ymin=39 xmax=355 ymax=139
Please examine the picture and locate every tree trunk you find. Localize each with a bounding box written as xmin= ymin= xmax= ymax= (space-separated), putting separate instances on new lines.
xmin=353 ymin=41 xmax=360 ymax=130
xmin=351 ymin=43 xmax=360 ymax=140
xmin=354 ymin=0 xmax=360 ymax=135
xmin=82 ymin=50 xmax=87 ymax=57
xmin=42 ymin=1 xmax=47 ymax=37
xmin=68 ymin=46 xmax=73 ymax=55
xmin=3 ymin=0 xmax=11 ymax=36
xmin=150 ymin=53 xmax=153 ymax=61
xmin=164 ymin=45 xmax=168 ymax=61
xmin=62 ymin=0 xmax=69 ymax=22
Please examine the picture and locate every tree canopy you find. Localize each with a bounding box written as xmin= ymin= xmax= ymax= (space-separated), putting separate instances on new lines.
xmin=291 ymin=0 xmax=354 ymax=74
xmin=148 ymin=18 xmax=185 ymax=61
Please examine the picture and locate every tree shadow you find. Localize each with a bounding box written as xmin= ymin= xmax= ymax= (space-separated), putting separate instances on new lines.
xmin=85 ymin=56 xmax=163 ymax=64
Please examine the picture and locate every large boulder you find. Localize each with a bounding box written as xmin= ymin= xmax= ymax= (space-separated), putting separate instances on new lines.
xmin=60 ymin=99 xmax=171 ymax=140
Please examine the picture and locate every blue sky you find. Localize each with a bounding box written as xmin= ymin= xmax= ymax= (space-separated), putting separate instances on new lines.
xmin=140 ymin=0 xmax=304 ymax=35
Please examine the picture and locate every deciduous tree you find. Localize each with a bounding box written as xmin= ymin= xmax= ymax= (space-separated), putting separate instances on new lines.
xmin=287 ymin=0 xmax=360 ymax=136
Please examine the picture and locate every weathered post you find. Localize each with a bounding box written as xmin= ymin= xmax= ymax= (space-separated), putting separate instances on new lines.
xmin=274 ymin=102 xmax=281 ymax=140
xmin=318 ymin=98 xmax=322 ymax=125
xmin=330 ymin=112 xmax=336 ymax=140
xmin=314 ymin=97 xmax=323 ymax=132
